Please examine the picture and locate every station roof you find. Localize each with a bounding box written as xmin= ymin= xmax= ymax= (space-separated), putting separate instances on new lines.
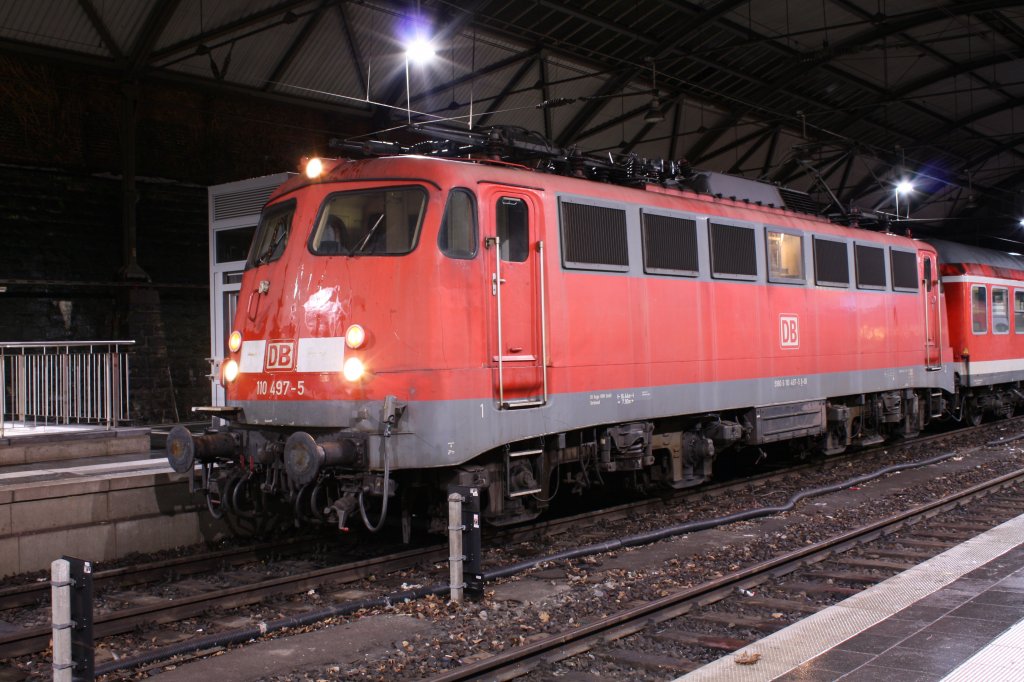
xmin=2 ymin=1 xmax=1023 ymax=246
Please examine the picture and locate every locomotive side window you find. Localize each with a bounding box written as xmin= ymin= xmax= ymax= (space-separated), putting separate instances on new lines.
xmin=560 ymin=200 xmax=628 ymax=271
xmin=247 ymin=200 xmax=296 ymax=269
xmin=642 ymin=212 xmax=697 ymax=276
xmin=310 ymin=187 xmax=426 ymax=256
xmin=1015 ymin=290 xmax=1024 ymax=333
xmin=992 ymin=287 xmax=1010 ymax=334
xmin=709 ymin=222 xmax=757 ymax=279
xmin=497 ymin=197 xmax=529 ymax=262
xmin=813 ymin=237 xmax=849 ymax=287
xmin=890 ymin=249 xmax=919 ymax=291
xmin=854 ymin=244 xmax=886 ymax=290
xmin=766 ymin=229 xmax=804 ymax=283
xmin=972 ymin=285 xmax=988 ymax=334
xmin=438 ymin=189 xmax=477 ymax=259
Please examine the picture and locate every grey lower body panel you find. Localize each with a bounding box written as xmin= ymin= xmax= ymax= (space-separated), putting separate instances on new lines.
xmin=232 ymin=363 xmax=956 ymax=470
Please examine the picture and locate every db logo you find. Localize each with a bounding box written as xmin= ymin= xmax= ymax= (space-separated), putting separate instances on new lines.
xmin=265 ymin=340 xmax=295 ymax=371
xmin=780 ymin=315 xmax=800 ymax=349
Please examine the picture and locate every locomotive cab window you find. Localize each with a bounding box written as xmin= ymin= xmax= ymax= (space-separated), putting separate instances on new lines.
xmin=890 ymin=249 xmax=919 ymax=292
xmin=247 ymin=200 xmax=296 ymax=269
xmin=710 ymin=222 xmax=757 ymax=280
xmin=813 ymin=237 xmax=849 ymax=287
xmin=310 ymin=186 xmax=426 ymax=256
xmin=1015 ymin=290 xmax=1024 ymax=333
xmin=642 ymin=212 xmax=697 ymax=276
xmin=992 ymin=287 xmax=1010 ymax=334
xmin=766 ymin=229 xmax=804 ymax=283
xmin=497 ymin=197 xmax=529 ymax=262
xmin=561 ymin=200 xmax=629 ymax=271
xmin=854 ymin=244 xmax=886 ymax=290
xmin=972 ymin=285 xmax=988 ymax=334
xmin=438 ymin=188 xmax=477 ymax=259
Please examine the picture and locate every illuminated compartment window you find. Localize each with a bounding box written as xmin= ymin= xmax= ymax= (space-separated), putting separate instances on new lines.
xmin=710 ymin=222 xmax=757 ymax=279
xmin=767 ymin=229 xmax=804 ymax=283
xmin=642 ymin=212 xmax=698 ymax=276
xmin=891 ymin=249 xmax=919 ymax=292
xmin=973 ymin=285 xmax=988 ymax=334
xmin=993 ymin=287 xmax=1010 ymax=334
xmin=813 ymin=237 xmax=849 ymax=287
xmin=560 ymin=200 xmax=628 ymax=271
xmin=855 ymin=244 xmax=886 ymax=289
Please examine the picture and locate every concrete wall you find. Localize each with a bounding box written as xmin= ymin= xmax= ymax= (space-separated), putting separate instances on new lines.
xmin=0 ymin=468 xmax=229 ymax=577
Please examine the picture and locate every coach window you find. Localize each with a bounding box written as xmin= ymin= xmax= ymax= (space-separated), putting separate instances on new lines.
xmin=642 ymin=212 xmax=698 ymax=276
xmin=1015 ymin=291 xmax=1024 ymax=333
xmin=972 ymin=285 xmax=988 ymax=334
xmin=766 ymin=229 xmax=804 ymax=283
xmin=438 ymin=189 xmax=477 ymax=259
xmin=813 ymin=237 xmax=849 ymax=287
xmin=855 ymin=244 xmax=886 ymax=290
xmin=992 ymin=287 xmax=1010 ymax=334
xmin=560 ymin=200 xmax=629 ymax=271
xmin=890 ymin=249 xmax=919 ymax=292
xmin=496 ymin=197 xmax=528 ymax=262
xmin=710 ymin=222 xmax=757 ymax=280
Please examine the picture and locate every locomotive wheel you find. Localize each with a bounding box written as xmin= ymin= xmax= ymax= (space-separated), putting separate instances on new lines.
xmin=294 ymin=483 xmax=316 ymax=523
xmin=206 ymin=481 xmax=225 ymax=519
xmin=967 ymin=401 xmax=984 ymax=427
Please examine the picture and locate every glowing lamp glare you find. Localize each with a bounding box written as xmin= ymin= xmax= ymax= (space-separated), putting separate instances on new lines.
xmin=223 ymin=359 xmax=239 ymax=383
xmin=342 ymin=357 xmax=365 ymax=382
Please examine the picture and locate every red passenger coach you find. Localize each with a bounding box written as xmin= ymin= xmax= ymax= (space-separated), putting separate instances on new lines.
xmin=931 ymin=239 xmax=1024 ymax=422
xmin=168 ymin=137 xmax=964 ymax=536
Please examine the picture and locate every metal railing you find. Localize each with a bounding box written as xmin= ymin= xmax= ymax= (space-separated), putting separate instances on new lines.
xmin=1 ymin=341 xmax=134 ymax=436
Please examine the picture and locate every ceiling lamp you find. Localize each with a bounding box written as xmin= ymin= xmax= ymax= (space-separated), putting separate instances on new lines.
xmin=643 ymin=98 xmax=665 ymax=124
xmin=642 ymin=58 xmax=664 ymax=124
xmin=405 ymin=37 xmax=435 ymax=64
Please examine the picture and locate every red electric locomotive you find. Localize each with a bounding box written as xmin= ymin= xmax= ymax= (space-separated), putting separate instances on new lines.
xmin=167 ymin=129 xmax=1015 ymax=537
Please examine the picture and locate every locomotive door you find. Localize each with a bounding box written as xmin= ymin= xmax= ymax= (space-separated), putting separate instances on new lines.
xmin=482 ymin=187 xmax=547 ymax=408
xmin=924 ymin=254 xmax=942 ymax=369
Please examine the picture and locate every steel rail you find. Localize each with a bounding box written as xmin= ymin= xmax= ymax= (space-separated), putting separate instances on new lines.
xmin=426 ymin=466 xmax=1024 ymax=681
xmin=0 ymin=545 xmax=448 ymax=658
xmin=2 ymin=419 xmax=1018 ymax=662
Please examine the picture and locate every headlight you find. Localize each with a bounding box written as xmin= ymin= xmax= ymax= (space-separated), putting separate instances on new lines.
xmin=223 ymin=359 xmax=239 ymax=383
xmin=228 ymin=330 xmax=242 ymax=353
xmin=342 ymin=357 xmax=365 ymax=382
xmin=345 ymin=324 xmax=366 ymax=349
xmin=305 ymin=157 xmax=323 ymax=179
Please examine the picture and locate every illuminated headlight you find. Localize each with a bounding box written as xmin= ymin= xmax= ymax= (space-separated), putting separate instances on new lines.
xmin=223 ymin=359 xmax=239 ymax=383
xmin=342 ymin=357 xmax=365 ymax=382
xmin=305 ymin=157 xmax=323 ymax=179
xmin=228 ymin=330 xmax=242 ymax=353
xmin=345 ymin=324 xmax=366 ymax=349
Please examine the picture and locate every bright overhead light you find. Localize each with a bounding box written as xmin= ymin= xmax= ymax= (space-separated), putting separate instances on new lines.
xmin=405 ymin=37 xmax=435 ymax=64
xmin=896 ymin=181 xmax=914 ymax=194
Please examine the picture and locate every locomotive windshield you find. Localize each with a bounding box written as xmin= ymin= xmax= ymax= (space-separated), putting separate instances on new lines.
xmin=310 ymin=186 xmax=427 ymax=256
xmin=246 ymin=200 xmax=296 ymax=269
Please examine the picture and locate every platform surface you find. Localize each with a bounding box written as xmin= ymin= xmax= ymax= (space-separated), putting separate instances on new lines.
xmin=679 ymin=510 xmax=1024 ymax=681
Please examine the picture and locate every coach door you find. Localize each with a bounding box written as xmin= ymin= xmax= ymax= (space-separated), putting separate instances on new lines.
xmin=924 ymin=254 xmax=942 ymax=369
xmin=482 ymin=187 xmax=547 ymax=408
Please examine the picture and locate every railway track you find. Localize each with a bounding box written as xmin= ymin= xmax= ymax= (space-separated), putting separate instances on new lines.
xmin=1 ymin=418 xmax=1021 ymax=672
xmin=426 ymin=468 xmax=1024 ymax=680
